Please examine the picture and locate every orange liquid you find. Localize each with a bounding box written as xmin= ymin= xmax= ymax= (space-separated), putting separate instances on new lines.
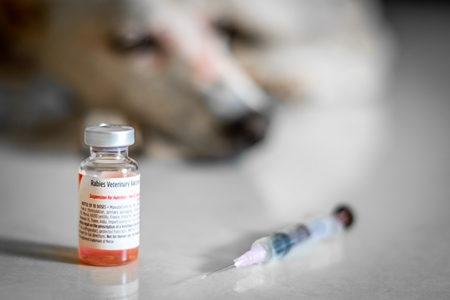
xmin=79 ymin=170 xmax=139 ymax=266
xmin=79 ymin=244 xmax=138 ymax=266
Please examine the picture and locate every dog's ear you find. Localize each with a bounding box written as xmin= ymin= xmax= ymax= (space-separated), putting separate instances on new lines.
xmin=0 ymin=0 xmax=48 ymax=80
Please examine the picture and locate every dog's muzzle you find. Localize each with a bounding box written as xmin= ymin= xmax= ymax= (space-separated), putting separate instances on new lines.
xmin=202 ymin=82 xmax=272 ymax=152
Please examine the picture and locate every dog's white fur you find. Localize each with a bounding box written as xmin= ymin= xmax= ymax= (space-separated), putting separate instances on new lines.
xmin=0 ymin=0 xmax=394 ymax=160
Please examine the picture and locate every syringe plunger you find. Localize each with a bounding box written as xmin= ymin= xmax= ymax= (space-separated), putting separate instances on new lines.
xmin=203 ymin=205 xmax=354 ymax=277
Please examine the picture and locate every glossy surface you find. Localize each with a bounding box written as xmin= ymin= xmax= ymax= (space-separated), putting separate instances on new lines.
xmin=1 ymin=6 xmax=450 ymax=299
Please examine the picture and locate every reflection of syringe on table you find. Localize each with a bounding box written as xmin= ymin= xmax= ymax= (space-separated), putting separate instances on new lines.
xmin=202 ymin=205 xmax=354 ymax=278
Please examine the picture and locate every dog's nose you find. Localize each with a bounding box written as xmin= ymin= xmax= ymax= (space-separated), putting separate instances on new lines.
xmin=227 ymin=112 xmax=270 ymax=150
xmin=201 ymin=82 xmax=273 ymax=155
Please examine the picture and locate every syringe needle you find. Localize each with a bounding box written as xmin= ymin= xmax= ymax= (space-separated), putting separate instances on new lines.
xmin=202 ymin=206 xmax=354 ymax=279
xmin=202 ymin=263 xmax=235 ymax=278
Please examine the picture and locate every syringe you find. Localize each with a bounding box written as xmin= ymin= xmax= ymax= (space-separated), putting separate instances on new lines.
xmin=203 ymin=205 xmax=354 ymax=277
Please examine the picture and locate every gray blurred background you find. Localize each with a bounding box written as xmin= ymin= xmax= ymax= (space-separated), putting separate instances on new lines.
xmin=1 ymin=0 xmax=450 ymax=299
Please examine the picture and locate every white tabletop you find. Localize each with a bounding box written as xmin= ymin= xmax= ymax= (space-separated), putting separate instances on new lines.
xmin=1 ymin=5 xmax=450 ymax=299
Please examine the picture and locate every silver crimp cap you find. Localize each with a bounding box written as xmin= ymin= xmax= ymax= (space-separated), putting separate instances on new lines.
xmin=84 ymin=124 xmax=135 ymax=147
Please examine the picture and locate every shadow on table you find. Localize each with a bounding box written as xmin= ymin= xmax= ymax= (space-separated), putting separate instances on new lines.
xmin=0 ymin=236 xmax=79 ymax=265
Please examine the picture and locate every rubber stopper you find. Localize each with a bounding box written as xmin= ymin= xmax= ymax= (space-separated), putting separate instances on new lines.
xmin=333 ymin=205 xmax=354 ymax=229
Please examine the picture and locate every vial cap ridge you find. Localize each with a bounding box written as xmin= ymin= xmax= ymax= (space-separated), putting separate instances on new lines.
xmin=84 ymin=124 xmax=135 ymax=147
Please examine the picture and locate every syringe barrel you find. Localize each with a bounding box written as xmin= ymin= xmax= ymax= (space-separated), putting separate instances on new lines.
xmin=252 ymin=216 xmax=343 ymax=263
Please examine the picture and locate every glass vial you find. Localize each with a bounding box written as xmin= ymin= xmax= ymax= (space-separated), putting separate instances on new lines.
xmin=78 ymin=124 xmax=140 ymax=266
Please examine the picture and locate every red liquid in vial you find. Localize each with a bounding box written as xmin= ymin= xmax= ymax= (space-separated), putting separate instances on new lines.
xmin=78 ymin=171 xmax=139 ymax=266
xmin=78 ymin=244 xmax=138 ymax=266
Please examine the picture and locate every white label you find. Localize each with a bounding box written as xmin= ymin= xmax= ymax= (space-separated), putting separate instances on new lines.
xmin=78 ymin=174 xmax=140 ymax=250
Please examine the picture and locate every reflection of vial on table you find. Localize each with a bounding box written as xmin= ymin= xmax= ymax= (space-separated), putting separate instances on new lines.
xmin=78 ymin=124 xmax=140 ymax=266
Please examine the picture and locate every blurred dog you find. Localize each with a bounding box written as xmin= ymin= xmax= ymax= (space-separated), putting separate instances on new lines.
xmin=0 ymin=0 xmax=392 ymax=159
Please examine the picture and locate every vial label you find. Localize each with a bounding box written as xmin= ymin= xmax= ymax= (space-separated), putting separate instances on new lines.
xmin=78 ymin=174 xmax=140 ymax=250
